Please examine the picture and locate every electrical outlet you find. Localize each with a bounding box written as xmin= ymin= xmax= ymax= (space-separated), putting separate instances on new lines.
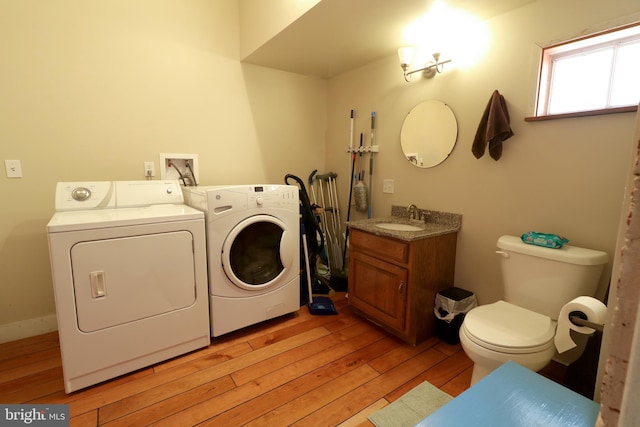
xmin=5 ymin=160 xmax=23 ymax=178
xmin=383 ymin=179 xmax=394 ymax=194
xmin=144 ymin=161 xmax=155 ymax=178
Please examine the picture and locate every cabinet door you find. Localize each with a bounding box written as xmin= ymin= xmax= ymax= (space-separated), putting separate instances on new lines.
xmin=349 ymin=251 xmax=408 ymax=332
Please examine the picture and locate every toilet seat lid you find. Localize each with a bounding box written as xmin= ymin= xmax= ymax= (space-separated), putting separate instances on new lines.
xmin=463 ymin=301 xmax=555 ymax=351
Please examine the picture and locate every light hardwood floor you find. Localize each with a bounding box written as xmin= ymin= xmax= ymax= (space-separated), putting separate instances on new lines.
xmin=0 ymin=293 xmax=473 ymax=426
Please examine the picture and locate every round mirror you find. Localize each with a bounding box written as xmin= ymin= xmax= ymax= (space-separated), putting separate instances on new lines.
xmin=400 ymin=100 xmax=457 ymax=168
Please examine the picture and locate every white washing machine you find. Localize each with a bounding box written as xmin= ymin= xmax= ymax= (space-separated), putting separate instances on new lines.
xmin=47 ymin=180 xmax=210 ymax=393
xmin=183 ymin=185 xmax=300 ymax=337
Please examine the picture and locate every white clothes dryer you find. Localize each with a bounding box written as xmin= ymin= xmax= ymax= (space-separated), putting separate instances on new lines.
xmin=183 ymin=185 xmax=300 ymax=337
xmin=47 ymin=181 xmax=210 ymax=393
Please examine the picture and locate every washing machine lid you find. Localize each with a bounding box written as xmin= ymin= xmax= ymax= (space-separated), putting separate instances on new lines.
xmin=47 ymin=204 xmax=204 ymax=232
xmin=464 ymin=300 xmax=555 ymax=350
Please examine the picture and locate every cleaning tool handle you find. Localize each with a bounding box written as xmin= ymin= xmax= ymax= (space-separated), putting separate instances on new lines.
xmin=301 ymin=223 xmax=314 ymax=304
xmin=308 ymin=169 xmax=317 ymax=187
xmin=344 ymin=146 xmax=357 ymax=267
xmin=371 ymin=112 xmax=376 ymax=138
xmin=349 ymin=109 xmax=355 ymax=149
xmin=368 ymin=112 xmax=375 ymax=219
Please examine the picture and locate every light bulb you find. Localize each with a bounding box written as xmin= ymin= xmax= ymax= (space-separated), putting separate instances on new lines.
xmin=397 ymin=47 xmax=415 ymax=67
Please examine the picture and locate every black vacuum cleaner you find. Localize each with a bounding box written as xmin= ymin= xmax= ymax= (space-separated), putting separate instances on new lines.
xmin=284 ymin=174 xmax=337 ymax=314
xmin=302 ymin=224 xmax=337 ymax=315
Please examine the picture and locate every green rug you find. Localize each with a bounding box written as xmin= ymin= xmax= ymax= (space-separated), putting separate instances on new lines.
xmin=368 ymin=381 xmax=453 ymax=427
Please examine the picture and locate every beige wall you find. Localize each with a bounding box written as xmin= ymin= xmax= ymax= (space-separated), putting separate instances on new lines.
xmin=1 ymin=0 xmax=639 ymax=345
xmin=0 ymin=0 xmax=326 ymax=341
xmin=325 ymin=0 xmax=640 ymax=305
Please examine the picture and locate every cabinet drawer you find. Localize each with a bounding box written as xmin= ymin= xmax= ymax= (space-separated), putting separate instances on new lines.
xmin=350 ymin=229 xmax=409 ymax=264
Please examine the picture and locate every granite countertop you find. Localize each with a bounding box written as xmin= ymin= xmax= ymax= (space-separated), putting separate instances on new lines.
xmin=347 ymin=207 xmax=462 ymax=242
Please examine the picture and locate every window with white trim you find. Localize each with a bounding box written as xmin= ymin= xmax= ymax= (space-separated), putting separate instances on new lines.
xmin=534 ymin=23 xmax=640 ymax=118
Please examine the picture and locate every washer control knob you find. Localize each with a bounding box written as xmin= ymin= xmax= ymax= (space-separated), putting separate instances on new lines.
xmin=167 ymin=187 xmax=173 ymax=194
xmin=256 ymin=197 xmax=264 ymax=206
xmin=71 ymin=187 xmax=91 ymax=201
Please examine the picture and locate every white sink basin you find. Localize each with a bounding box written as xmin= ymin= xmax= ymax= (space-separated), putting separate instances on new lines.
xmin=375 ymin=222 xmax=423 ymax=232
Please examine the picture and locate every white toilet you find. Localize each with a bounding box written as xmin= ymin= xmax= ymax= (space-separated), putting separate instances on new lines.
xmin=459 ymin=235 xmax=608 ymax=385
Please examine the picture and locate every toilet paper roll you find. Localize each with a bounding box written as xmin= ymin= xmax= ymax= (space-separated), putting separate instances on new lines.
xmin=554 ymin=296 xmax=607 ymax=354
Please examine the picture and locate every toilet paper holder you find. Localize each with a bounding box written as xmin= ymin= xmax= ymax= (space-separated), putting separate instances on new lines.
xmin=570 ymin=314 xmax=604 ymax=332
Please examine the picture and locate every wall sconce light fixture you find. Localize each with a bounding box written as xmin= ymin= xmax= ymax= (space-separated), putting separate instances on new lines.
xmin=398 ymin=47 xmax=451 ymax=82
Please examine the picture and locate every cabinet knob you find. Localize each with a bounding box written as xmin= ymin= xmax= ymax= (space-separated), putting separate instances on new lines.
xmin=398 ymin=281 xmax=404 ymax=294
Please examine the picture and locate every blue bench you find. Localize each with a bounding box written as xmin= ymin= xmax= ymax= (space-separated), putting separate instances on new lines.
xmin=416 ymin=361 xmax=599 ymax=427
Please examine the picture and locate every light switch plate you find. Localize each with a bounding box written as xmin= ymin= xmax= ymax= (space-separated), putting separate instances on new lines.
xmin=383 ymin=179 xmax=394 ymax=194
xmin=5 ymin=160 xmax=22 ymax=178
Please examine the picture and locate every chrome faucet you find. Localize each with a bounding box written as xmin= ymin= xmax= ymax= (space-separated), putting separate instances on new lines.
xmin=406 ymin=204 xmax=419 ymax=220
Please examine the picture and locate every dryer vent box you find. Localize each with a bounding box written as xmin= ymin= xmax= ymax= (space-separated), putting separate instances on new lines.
xmin=160 ymin=153 xmax=199 ymax=186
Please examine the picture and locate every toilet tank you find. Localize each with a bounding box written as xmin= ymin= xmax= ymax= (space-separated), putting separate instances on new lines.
xmin=496 ymin=235 xmax=608 ymax=319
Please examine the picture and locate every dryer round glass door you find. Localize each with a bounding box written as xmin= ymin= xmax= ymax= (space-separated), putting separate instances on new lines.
xmin=222 ymin=214 xmax=296 ymax=291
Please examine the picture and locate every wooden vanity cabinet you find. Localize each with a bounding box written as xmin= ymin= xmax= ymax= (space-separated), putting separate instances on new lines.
xmin=347 ymin=228 xmax=457 ymax=345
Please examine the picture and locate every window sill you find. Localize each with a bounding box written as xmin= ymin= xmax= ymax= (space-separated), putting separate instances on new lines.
xmin=525 ymin=105 xmax=637 ymax=122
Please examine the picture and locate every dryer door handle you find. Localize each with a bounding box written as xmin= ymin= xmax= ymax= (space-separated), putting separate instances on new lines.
xmin=90 ymin=271 xmax=107 ymax=298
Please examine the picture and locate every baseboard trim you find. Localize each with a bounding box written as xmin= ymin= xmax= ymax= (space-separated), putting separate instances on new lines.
xmin=0 ymin=315 xmax=58 ymax=344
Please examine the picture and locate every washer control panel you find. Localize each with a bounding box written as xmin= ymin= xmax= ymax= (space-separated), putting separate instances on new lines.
xmin=182 ymin=185 xmax=299 ymax=215
xmin=248 ymin=185 xmax=298 ymax=209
